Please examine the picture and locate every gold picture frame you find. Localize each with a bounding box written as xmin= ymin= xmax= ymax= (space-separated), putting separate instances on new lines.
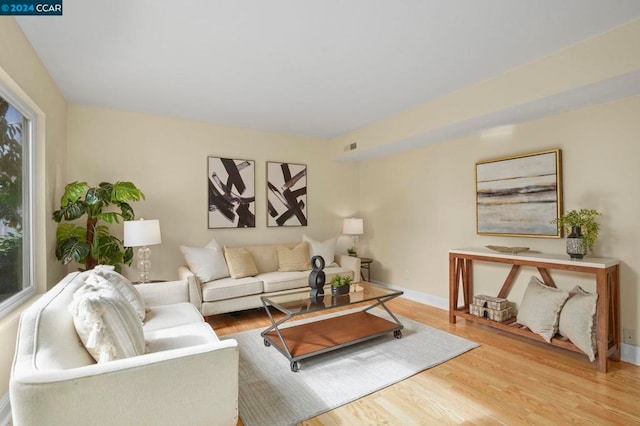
xmin=476 ymin=149 xmax=562 ymax=238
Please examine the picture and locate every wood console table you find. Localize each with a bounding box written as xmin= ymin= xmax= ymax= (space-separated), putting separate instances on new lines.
xmin=449 ymin=248 xmax=620 ymax=373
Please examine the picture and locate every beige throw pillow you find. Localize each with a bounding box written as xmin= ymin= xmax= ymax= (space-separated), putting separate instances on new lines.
xmin=224 ymin=246 xmax=259 ymax=278
xmin=516 ymin=276 xmax=570 ymax=343
xmin=69 ymin=285 xmax=146 ymax=363
xmin=559 ymin=286 xmax=598 ymax=362
xmin=277 ymin=242 xmax=311 ymax=272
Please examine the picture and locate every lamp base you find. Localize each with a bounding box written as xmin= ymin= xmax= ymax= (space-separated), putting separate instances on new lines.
xmin=137 ymin=246 xmax=152 ymax=283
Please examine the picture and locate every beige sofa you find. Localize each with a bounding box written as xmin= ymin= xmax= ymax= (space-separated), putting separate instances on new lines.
xmin=10 ymin=271 xmax=239 ymax=426
xmin=179 ymin=242 xmax=361 ymax=317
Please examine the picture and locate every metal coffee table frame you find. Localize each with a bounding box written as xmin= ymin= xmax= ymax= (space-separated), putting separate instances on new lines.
xmin=260 ymin=283 xmax=404 ymax=372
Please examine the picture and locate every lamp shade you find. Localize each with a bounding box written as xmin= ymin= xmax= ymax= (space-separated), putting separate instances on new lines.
xmin=342 ymin=218 xmax=363 ymax=235
xmin=124 ymin=219 xmax=162 ymax=247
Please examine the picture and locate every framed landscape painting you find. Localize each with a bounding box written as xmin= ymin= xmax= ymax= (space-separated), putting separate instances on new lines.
xmin=207 ymin=157 xmax=255 ymax=228
xmin=476 ymin=149 xmax=562 ymax=238
xmin=267 ymin=161 xmax=307 ymax=227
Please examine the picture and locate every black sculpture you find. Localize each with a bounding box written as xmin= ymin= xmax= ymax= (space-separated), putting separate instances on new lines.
xmin=308 ymin=255 xmax=325 ymax=300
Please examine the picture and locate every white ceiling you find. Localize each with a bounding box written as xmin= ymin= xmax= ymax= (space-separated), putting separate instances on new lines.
xmin=16 ymin=1 xmax=640 ymax=139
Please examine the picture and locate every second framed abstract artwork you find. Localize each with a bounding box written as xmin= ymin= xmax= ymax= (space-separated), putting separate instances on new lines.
xmin=207 ymin=157 xmax=256 ymax=228
xmin=267 ymin=161 xmax=307 ymax=227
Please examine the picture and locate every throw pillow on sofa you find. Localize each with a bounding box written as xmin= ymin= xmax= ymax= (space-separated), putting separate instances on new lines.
xmin=302 ymin=235 xmax=337 ymax=267
xmin=69 ymin=284 xmax=146 ymax=363
xmin=277 ymin=242 xmax=311 ymax=272
xmin=89 ymin=266 xmax=147 ymax=321
xmin=180 ymin=237 xmax=230 ymax=282
xmin=224 ymin=246 xmax=259 ymax=278
xmin=516 ymin=276 xmax=570 ymax=343
xmin=559 ymin=286 xmax=598 ymax=362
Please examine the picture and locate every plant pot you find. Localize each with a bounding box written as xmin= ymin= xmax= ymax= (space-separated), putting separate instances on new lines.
xmin=566 ymin=226 xmax=587 ymax=259
xmin=331 ymin=284 xmax=350 ymax=296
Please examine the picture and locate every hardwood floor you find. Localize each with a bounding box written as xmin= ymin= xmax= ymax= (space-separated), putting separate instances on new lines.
xmin=207 ymin=298 xmax=640 ymax=425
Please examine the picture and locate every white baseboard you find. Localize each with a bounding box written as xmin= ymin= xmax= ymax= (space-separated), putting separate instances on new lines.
xmin=371 ymin=280 xmax=640 ymax=367
xmin=621 ymin=343 xmax=640 ymax=366
xmin=0 ymin=392 xmax=10 ymax=426
xmin=370 ymin=280 xmax=449 ymax=311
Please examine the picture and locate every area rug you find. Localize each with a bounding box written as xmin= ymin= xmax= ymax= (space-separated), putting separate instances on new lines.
xmin=224 ymin=309 xmax=479 ymax=426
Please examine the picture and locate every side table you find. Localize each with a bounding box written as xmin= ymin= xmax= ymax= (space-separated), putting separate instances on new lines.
xmin=359 ymin=257 xmax=373 ymax=282
xmin=133 ymin=279 xmax=167 ymax=284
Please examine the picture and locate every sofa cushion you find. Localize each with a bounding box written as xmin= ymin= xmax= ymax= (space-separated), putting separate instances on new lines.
xmin=303 ymin=235 xmax=338 ymax=267
xmin=143 ymin=302 xmax=204 ymax=332
xmin=69 ymin=284 xmax=146 ymax=363
xmin=202 ymin=276 xmax=264 ymax=302
xmin=90 ymin=266 xmax=147 ymax=322
xmin=180 ymin=238 xmax=230 ymax=282
xmin=258 ymin=271 xmax=309 ymax=293
xmin=277 ymin=242 xmax=311 ymax=272
xmin=224 ymin=246 xmax=259 ymax=278
xmin=145 ymin=322 xmax=219 ymax=353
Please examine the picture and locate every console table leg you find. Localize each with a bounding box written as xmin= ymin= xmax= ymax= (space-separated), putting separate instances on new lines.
xmin=449 ymin=255 xmax=457 ymax=323
xmin=611 ymin=266 xmax=621 ymax=361
xmin=596 ymin=269 xmax=609 ymax=373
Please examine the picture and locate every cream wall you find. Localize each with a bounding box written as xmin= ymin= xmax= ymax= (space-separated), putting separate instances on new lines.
xmin=329 ymin=19 xmax=640 ymax=162
xmin=359 ymin=95 xmax=640 ymax=344
xmin=0 ymin=18 xmax=67 ymax=397
xmin=66 ymin=105 xmax=360 ymax=281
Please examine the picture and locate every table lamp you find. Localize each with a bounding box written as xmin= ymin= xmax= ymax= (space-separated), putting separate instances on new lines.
xmin=343 ymin=218 xmax=363 ymax=256
xmin=124 ymin=218 xmax=162 ymax=283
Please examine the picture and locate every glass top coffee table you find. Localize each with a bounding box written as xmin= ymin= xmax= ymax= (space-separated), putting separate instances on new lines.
xmin=260 ymin=282 xmax=404 ymax=372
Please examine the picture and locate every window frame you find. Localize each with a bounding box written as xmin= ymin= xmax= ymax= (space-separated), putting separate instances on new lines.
xmin=0 ymin=81 xmax=36 ymax=319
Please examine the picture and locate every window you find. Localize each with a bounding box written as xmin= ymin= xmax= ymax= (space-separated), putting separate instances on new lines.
xmin=0 ymin=83 xmax=35 ymax=318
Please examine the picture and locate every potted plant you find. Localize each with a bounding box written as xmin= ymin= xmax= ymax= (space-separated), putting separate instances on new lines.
xmin=330 ymin=275 xmax=353 ymax=295
xmin=52 ymin=181 xmax=145 ymax=272
xmin=551 ymin=209 xmax=601 ymax=258
xmin=347 ymin=248 xmax=357 ymax=257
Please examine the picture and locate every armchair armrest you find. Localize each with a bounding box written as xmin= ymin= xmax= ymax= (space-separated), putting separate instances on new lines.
xmin=178 ymin=265 xmax=203 ymax=312
xmin=337 ymin=255 xmax=361 ymax=283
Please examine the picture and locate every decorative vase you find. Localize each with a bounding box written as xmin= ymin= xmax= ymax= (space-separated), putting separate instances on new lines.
xmin=331 ymin=285 xmax=350 ymax=296
xmin=566 ymin=226 xmax=587 ymax=259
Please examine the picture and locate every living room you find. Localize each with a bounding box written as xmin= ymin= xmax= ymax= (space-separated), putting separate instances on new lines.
xmin=1 ymin=1 xmax=640 ymax=424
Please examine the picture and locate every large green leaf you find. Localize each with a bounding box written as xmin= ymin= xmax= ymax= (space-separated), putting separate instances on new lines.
xmin=60 ymin=182 xmax=89 ymax=207
xmin=98 ymin=212 xmax=121 ymax=224
xmin=123 ymin=247 xmax=133 ymax=265
xmin=92 ymin=234 xmax=123 ymax=264
xmin=111 ymin=182 xmax=145 ymax=203
xmin=85 ymin=187 xmax=107 ymax=206
xmin=55 ymin=237 xmax=90 ymax=265
xmin=52 ymin=201 xmax=87 ymax=222
xmin=119 ymin=202 xmax=135 ymax=221
xmin=56 ymin=223 xmax=86 ymax=244
xmin=92 ymin=225 xmax=111 ymax=239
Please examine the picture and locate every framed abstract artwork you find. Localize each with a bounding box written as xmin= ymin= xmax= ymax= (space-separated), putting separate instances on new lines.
xmin=267 ymin=161 xmax=307 ymax=227
xmin=476 ymin=149 xmax=562 ymax=238
xmin=207 ymin=157 xmax=255 ymax=228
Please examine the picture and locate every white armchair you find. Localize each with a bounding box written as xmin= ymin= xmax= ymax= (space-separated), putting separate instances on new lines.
xmin=10 ymin=272 xmax=238 ymax=426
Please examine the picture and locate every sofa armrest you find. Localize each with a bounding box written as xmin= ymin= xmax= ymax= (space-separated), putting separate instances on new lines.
xmin=11 ymin=340 xmax=239 ymax=426
xmin=178 ymin=266 xmax=203 ymax=312
xmin=135 ymin=280 xmax=191 ymax=307
xmin=337 ymin=255 xmax=361 ymax=283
